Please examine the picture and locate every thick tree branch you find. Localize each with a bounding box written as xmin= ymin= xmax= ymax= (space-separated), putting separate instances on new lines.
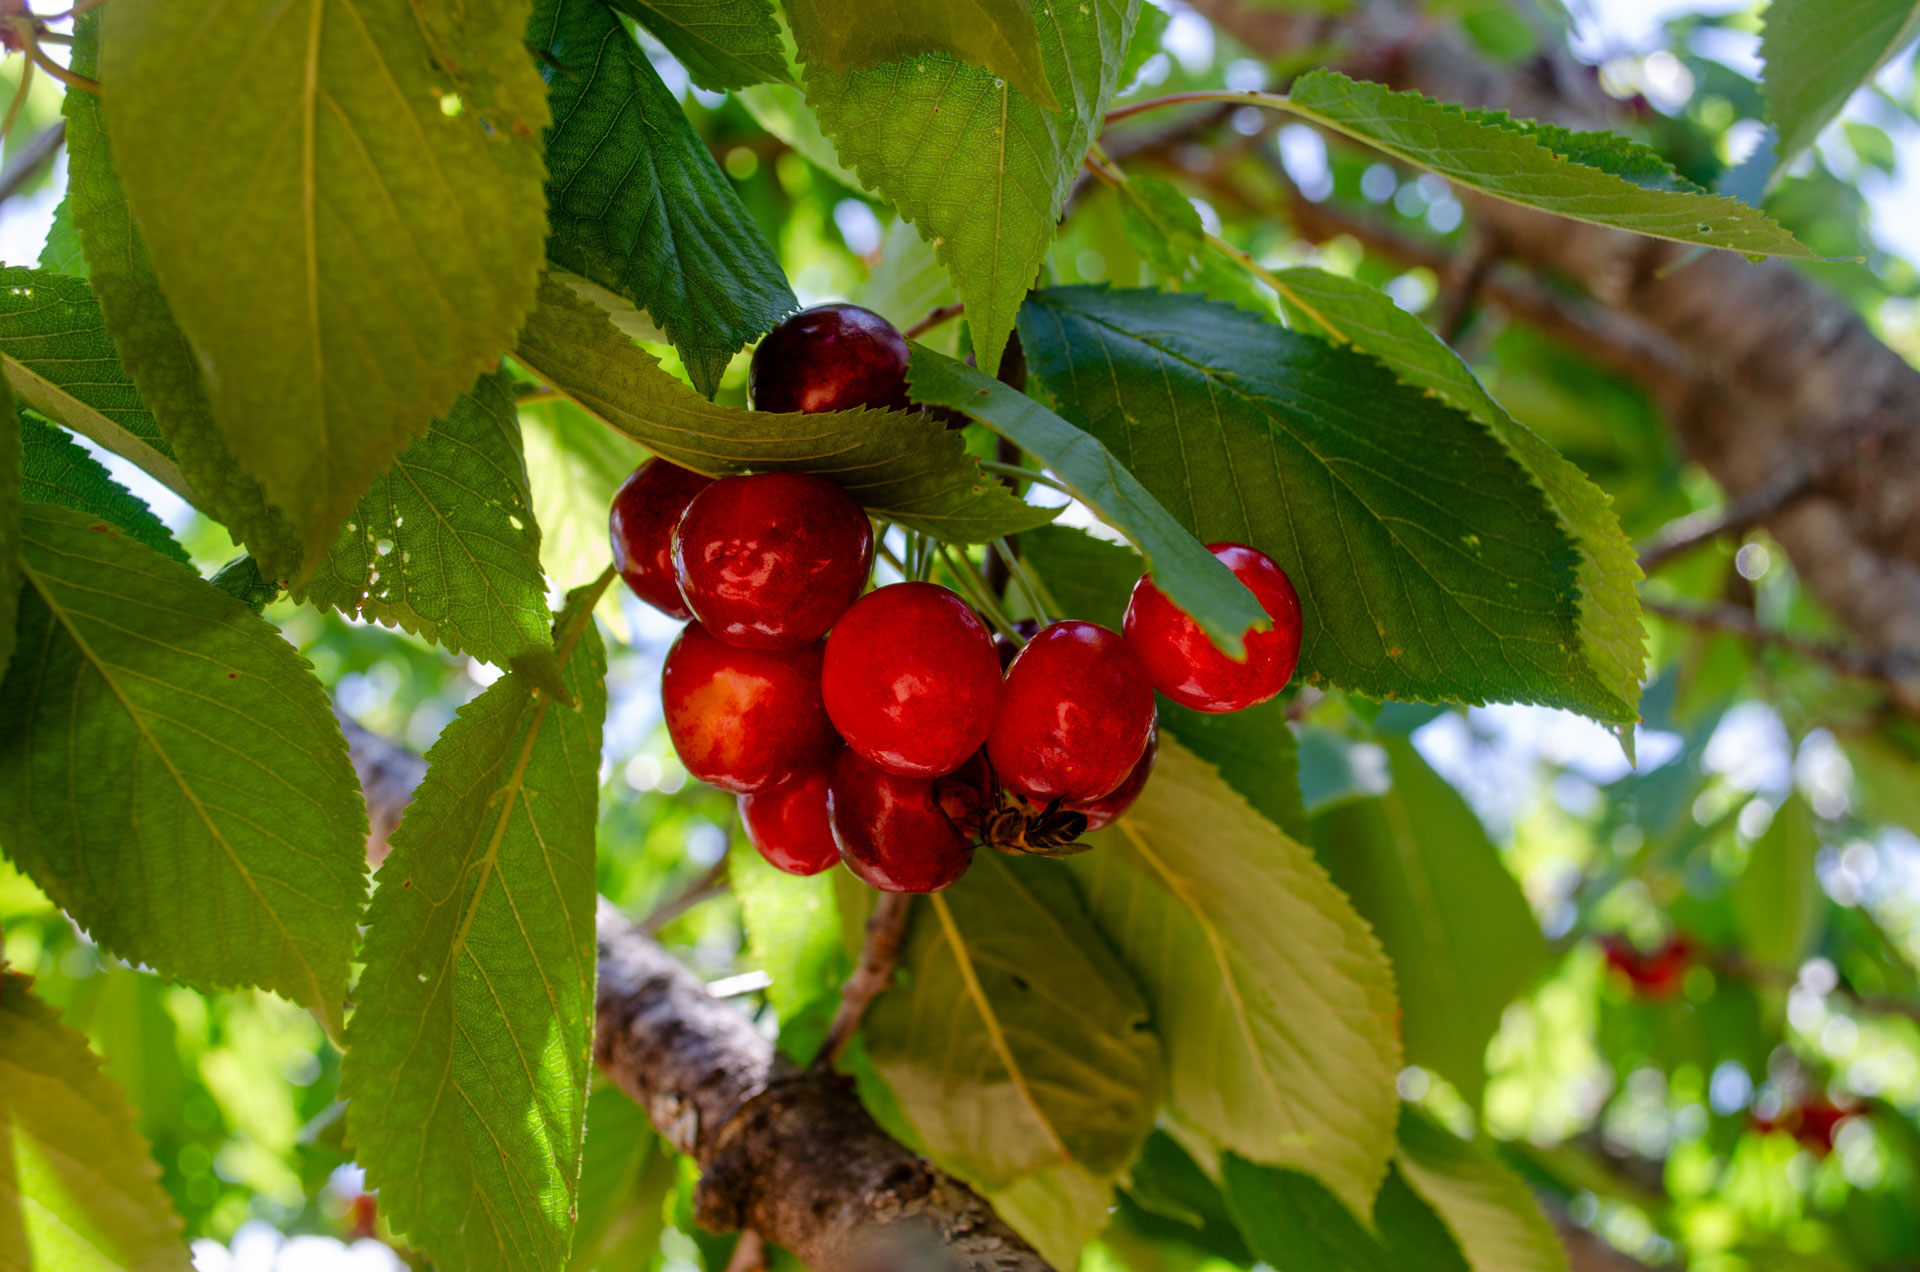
xmin=1642 ymin=597 xmax=1920 ymax=688
xmin=1183 ymin=0 xmax=1920 ymax=714
xmin=338 ymin=718 xmax=1051 ymax=1271
xmin=596 ymin=900 xmax=1054 ymax=1272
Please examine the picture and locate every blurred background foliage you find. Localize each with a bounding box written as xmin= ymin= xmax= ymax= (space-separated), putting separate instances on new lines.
xmin=4 ymin=0 xmax=1920 ymax=1269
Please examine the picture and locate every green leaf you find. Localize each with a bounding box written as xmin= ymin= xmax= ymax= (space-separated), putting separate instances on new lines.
xmin=99 ymin=0 xmax=551 ymax=566
xmin=985 ymin=1163 xmax=1113 ymax=1269
xmin=535 ymin=0 xmax=797 ymax=398
xmin=1762 ymin=0 xmax=1920 ymax=169
xmin=515 ymin=279 xmax=1049 ymax=542
xmin=1269 ymin=267 xmax=1642 ymax=726
xmin=209 ymin=556 xmax=283 ymax=613
xmin=0 ymin=503 xmax=369 ymax=1033
xmin=38 ymin=198 xmax=88 ymax=278
xmin=342 ymin=579 xmax=608 ymax=1272
xmin=1113 ymin=174 xmax=1266 ymax=311
xmin=730 ymin=835 xmax=847 ymax=1063
xmin=0 ymin=381 xmax=18 ymax=688
xmin=1068 ymin=738 xmax=1402 ymax=1221
xmin=786 ymin=0 xmax=1058 ymax=110
xmin=0 ymin=267 xmax=193 ymax=509
xmin=1395 ymin=1109 xmax=1567 ymax=1272
xmin=294 ymin=369 xmax=555 ymax=674
xmin=1733 ymin=792 xmax=1822 ymax=969
xmin=609 ymin=0 xmax=790 ymax=91
xmin=908 ymin=344 xmax=1266 ymax=652
xmin=1019 ymin=286 xmax=1602 ymax=715
xmin=864 ymin=853 xmax=1163 ymax=1188
xmin=1223 ymin=1152 xmax=1470 ymax=1272
xmin=804 ymin=0 xmax=1138 ymax=377
xmin=570 ymin=1085 xmax=671 ymax=1272
xmin=0 ymin=972 xmax=189 ymax=1272
xmin=1308 ymin=739 xmax=1545 ymax=1106
xmin=64 ymin=12 xmax=306 ymax=582
xmin=1281 ymin=71 xmax=1815 ymax=258
xmin=18 ymin=410 xmax=187 ymax=564
xmin=1119 ymin=1130 xmax=1253 ymax=1265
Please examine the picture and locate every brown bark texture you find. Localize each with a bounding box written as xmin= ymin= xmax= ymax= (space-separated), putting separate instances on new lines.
xmin=1182 ymin=0 xmax=1920 ymax=710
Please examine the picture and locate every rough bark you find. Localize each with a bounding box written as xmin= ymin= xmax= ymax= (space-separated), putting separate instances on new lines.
xmin=595 ymin=901 xmax=1054 ymax=1272
xmin=1182 ymin=0 xmax=1920 ymax=710
xmin=334 ymin=719 xmax=1052 ymax=1271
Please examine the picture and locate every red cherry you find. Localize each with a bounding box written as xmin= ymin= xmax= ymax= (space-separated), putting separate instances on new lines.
xmin=1068 ymin=729 xmax=1158 ymax=831
xmin=827 ymin=750 xmax=974 ymax=893
xmin=1600 ymin=933 xmax=1693 ymax=998
xmin=609 ymin=458 xmax=712 ymax=619
xmin=672 ymin=472 xmax=874 ymax=649
xmin=987 ymin=620 xmax=1156 ymax=804
xmin=750 ymin=304 xmax=911 ymax=415
xmin=822 ymin=583 xmax=1001 ymax=778
xmin=1123 ymin=543 xmax=1303 ymax=713
xmin=661 ymin=623 xmax=836 ymax=793
xmin=739 ymin=766 xmax=840 ymax=876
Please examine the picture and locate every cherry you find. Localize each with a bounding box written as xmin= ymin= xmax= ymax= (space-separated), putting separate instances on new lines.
xmin=987 ymin=620 xmax=1156 ymax=804
xmin=1124 ymin=543 xmax=1303 ymax=714
xmin=750 ymin=304 xmax=911 ymax=415
xmin=1600 ymin=933 xmax=1693 ymax=999
xmin=672 ymin=472 xmax=874 ymax=649
xmin=1068 ymin=729 xmax=1158 ymax=831
xmin=661 ymin=622 xmax=837 ymax=794
xmin=739 ymin=766 xmax=841 ymax=876
xmin=827 ymin=750 xmax=975 ymax=893
xmin=608 ymin=458 xmax=712 ymax=619
xmin=822 ymin=582 xmax=1001 ymax=778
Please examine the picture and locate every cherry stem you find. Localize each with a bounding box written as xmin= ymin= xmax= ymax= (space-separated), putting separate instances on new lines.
xmin=979 ymin=460 xmax=1073 ymax=497
xmin=639 ymin=856 xmax=731 ymax=935
xmin=902 ymin=301 xmax=965 ymax=341
xmin=28 ymin=41 xmax=97 ymax=94
xmin=813 ymin=892 xmax=914 ymax=1069
xmin=1104 ymin=88 xmax=1288 ymax=127
xmin=990 ymin=539 xmax=1051 ymax=626
xmin=872 ymin=533 xmax=912 ymax=585
xmin=936 ymin=542 xmax=1019 ymax=639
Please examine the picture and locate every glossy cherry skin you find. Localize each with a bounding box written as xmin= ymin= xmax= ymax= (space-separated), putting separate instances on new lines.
xmin=1124 ymin=543 xmax=1303 ymax=713
xmin=1068 ymin=729 xmax=1157 ymax=831
xmin=827 ymin=750 xmax=975 ymax=893
xmin=987 ymin=620 xmax=1156 ymax=804
xmin=739 ymin=766 xmax=840 ymax=876
xmin=609 ymin=458 xmax=713 ymax=619
xmin=750 ymin=304 xmax=911 ymax=415
xmin=822 ymin=583 xmax=1001 ymax=778
xmin=671 ymin=472 xmax=875 ymax=649
xmin=661 ymin=623 xmax=837 ymax=794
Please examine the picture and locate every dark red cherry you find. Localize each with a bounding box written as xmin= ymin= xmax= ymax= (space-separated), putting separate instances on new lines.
xmin=827 ymin=750 xmax=974 ymax=893
xmin=739 ymin=766 xmax=840 ymax=876
xmin=609 ymin=458 xmax=712 ymax=619
xmin=822 ymin=583 xmax=1001 ymax=778
xmin=672 ymin=472 xmax=874 ymax=649
xmin=987 ymin=620 xmax=1156 ymax=804
xmin=661 ymin=623 xmax=836 ymax=794
xmin=1067 ymin=729 xmax=1157 ymax=831
xmin=1124 ymin=543 xmax=1303 ymax=713
xmin=750 ymin=304 xmax=911 ymax=415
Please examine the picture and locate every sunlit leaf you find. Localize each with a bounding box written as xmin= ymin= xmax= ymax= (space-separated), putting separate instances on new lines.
xmin=1761 ymin=0 xmax=1920 ymax=169
xmin=786 ymin=0 xmax=1058 ymax=109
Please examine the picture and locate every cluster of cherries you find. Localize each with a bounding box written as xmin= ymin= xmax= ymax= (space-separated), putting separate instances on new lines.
xmin=607 ymin=304 xmax=1306 ymax=893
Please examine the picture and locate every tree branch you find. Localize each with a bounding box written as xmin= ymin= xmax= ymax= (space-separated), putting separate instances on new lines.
xmin=1184 ymin=0 xmax=1920 ymax=714
xmin=338 ymin=717 xmax=1050 ymax=1270
xmin=0 ymin=118 xmax=64 ymax=206
xmin=597 ymin=900 xmax=1054 ymax=1271
xmin=1642 ymin=597 xmax=1920 ymax=687
xmin=1637 ymin=465 xmax=1821 ymax=575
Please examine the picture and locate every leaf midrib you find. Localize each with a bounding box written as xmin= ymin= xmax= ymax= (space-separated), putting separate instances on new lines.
xmin=928 ymin=891 xmax=1073 ymax=1166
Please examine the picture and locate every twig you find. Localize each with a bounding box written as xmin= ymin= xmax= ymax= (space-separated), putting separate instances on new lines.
xmin=1435 ymin=229 xmax=1499 ymax=344
xmin=0 ymin=117 xmax=62 ymax=203
xmin=640 ymin=856 xmax=731 ymax=936
xmin=1707 ymin=949 xmax=1920 ymax=1027
xmin=903 ymin=302 xmax=964 ymax=341
xmin=813 ymin=892 xmax=914 ymax=1069
xmin=1642 ymin=598 xmax=1919 ymax=687
xmin=1637 ymin=466 xmax=1819 ymax=575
